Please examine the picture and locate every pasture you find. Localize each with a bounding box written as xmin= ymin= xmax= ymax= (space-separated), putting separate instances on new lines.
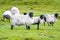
xmin=0 ymin=0 xmax=60 ymax=40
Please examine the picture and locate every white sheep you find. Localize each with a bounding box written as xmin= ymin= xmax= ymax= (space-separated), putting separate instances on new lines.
xmin=2 ymin=6 xmax=20 ymax=23
xmin=32 ymin=15 xmax=44 ymax=29
xmin=11 ymin=12 xmax=34 ymax=30
xmin=2 ymin=10 xmax=12 ymax=22
xmin=43 ymin=13 xmax=58 ymax=26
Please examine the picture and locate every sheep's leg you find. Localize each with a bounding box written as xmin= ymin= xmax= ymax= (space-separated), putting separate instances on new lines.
xmin=37 ymin=23 xmax=39 ymax=30
xmin=11 ymin=25 xmax=14 ymax=30
xmin=37 ymin=20 xmax=40 ymax=30
xmin=28 ymin=26 xmax=30 ymax=30
xmin=26 ymin=25 xmax=28 ymax=30
xmin=47 ymin=22 xmax=51 ymax=26
xmin=1 ymin=16 xmax=5 ymax=22
xmin=9 ymin=19 xmax=10 ymax=23
xmin=26 ymin=25 xmax=30 ymax=30
xmin=51 ymin=22 xmax=54 ymax=27
xmin=44 ymin=17 xmax=46 ymax=26
xmin=7 ymin=18 xmax=10 ymax=23
xmin=49 ymin=22 xmax=54 ymax=26
xmin=47 ymin=22 xmax=49 ymax=26
xmin=44 ymin=22 xmax=46 ymax=26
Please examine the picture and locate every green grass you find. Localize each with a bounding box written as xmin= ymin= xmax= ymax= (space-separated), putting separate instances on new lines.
xmin=0 ymin=19 xmax=60 ymax=40
xmin=0 ymin=0 xmax=60 ymax=40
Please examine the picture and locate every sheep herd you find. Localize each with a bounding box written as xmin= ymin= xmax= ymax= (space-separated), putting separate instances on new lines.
xmin=2 ymin=6 xmax=59 ymax=30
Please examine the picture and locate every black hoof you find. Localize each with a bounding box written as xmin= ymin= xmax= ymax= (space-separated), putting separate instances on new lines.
xmin=26 ymin=25 xmax=30 ymax=30
xmin=11 ymin=25 xmax=13 ymax=30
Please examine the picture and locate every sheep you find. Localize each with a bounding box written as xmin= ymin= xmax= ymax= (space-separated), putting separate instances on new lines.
xmin=43 ymin=13 xmax=58 ymax=26
xmin=1 ymin=6 xmax=20 ymax=23
xmin=11 ymin=12 xmax=34 ymax=30
xmin=2 ymin=10 xmax=12 ymax=22
xmin=23 ymin=12 xmax=40 ymax=29
xmin=32 ymin=15 xmax=44 ymax=29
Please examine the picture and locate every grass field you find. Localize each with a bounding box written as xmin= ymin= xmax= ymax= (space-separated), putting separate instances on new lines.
xmin=0 ymin=0 xmax=60 ymax=40
xmin=0 ymin=19 xmax=60 ymax=40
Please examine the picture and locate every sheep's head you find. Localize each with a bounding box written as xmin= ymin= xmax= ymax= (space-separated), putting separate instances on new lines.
xmin=29 ymin=12 xmax=33 ymax=18
xmin=54 ymin=13 xmax=59 ymax=18
xmin=40 ymin=15 xmax=44 ymax=19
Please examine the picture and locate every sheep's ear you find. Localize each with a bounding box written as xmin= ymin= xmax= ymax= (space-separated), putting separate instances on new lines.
xmin=54 ymin=13 xmax=59 ymax=18
xmin=40 ymin=15 xmax=44 ymax=19
xmin=24 ymin=13 xmax=27 ymax=15
xmin=29 ymin=12 xmax=33 ymax=17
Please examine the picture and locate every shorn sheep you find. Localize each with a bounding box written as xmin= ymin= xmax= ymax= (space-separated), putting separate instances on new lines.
xmin=43 ymin=13 xmax=58 ymax=26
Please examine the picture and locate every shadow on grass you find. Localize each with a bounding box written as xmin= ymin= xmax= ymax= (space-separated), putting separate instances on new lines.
xmin=24 ymin=37 xmax=35 ymax=40
xmin=0 ymin=37 xmax=8 ymax=40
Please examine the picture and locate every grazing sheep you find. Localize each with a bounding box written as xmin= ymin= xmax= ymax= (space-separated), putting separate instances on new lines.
xmin=43 ymin=13 xmax=58 ymax=26
xmin=2 ymin=10 xmax=12 ymax=22
xmin=1 ymin=6 xmax=20 ymax=23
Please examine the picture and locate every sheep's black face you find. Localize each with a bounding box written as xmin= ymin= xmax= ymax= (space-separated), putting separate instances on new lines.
xmin=40 ymin=15 xmax=44 ymax=19
xmin=24 ymin=13 xmax=27 ymax=15
xmin=54 ymin=13 xmax=58 ymax=18
xmin=29 ymin=12 xmax=33 ymax=18
xmin=3 ymin=15 xmax=10 ymax=19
